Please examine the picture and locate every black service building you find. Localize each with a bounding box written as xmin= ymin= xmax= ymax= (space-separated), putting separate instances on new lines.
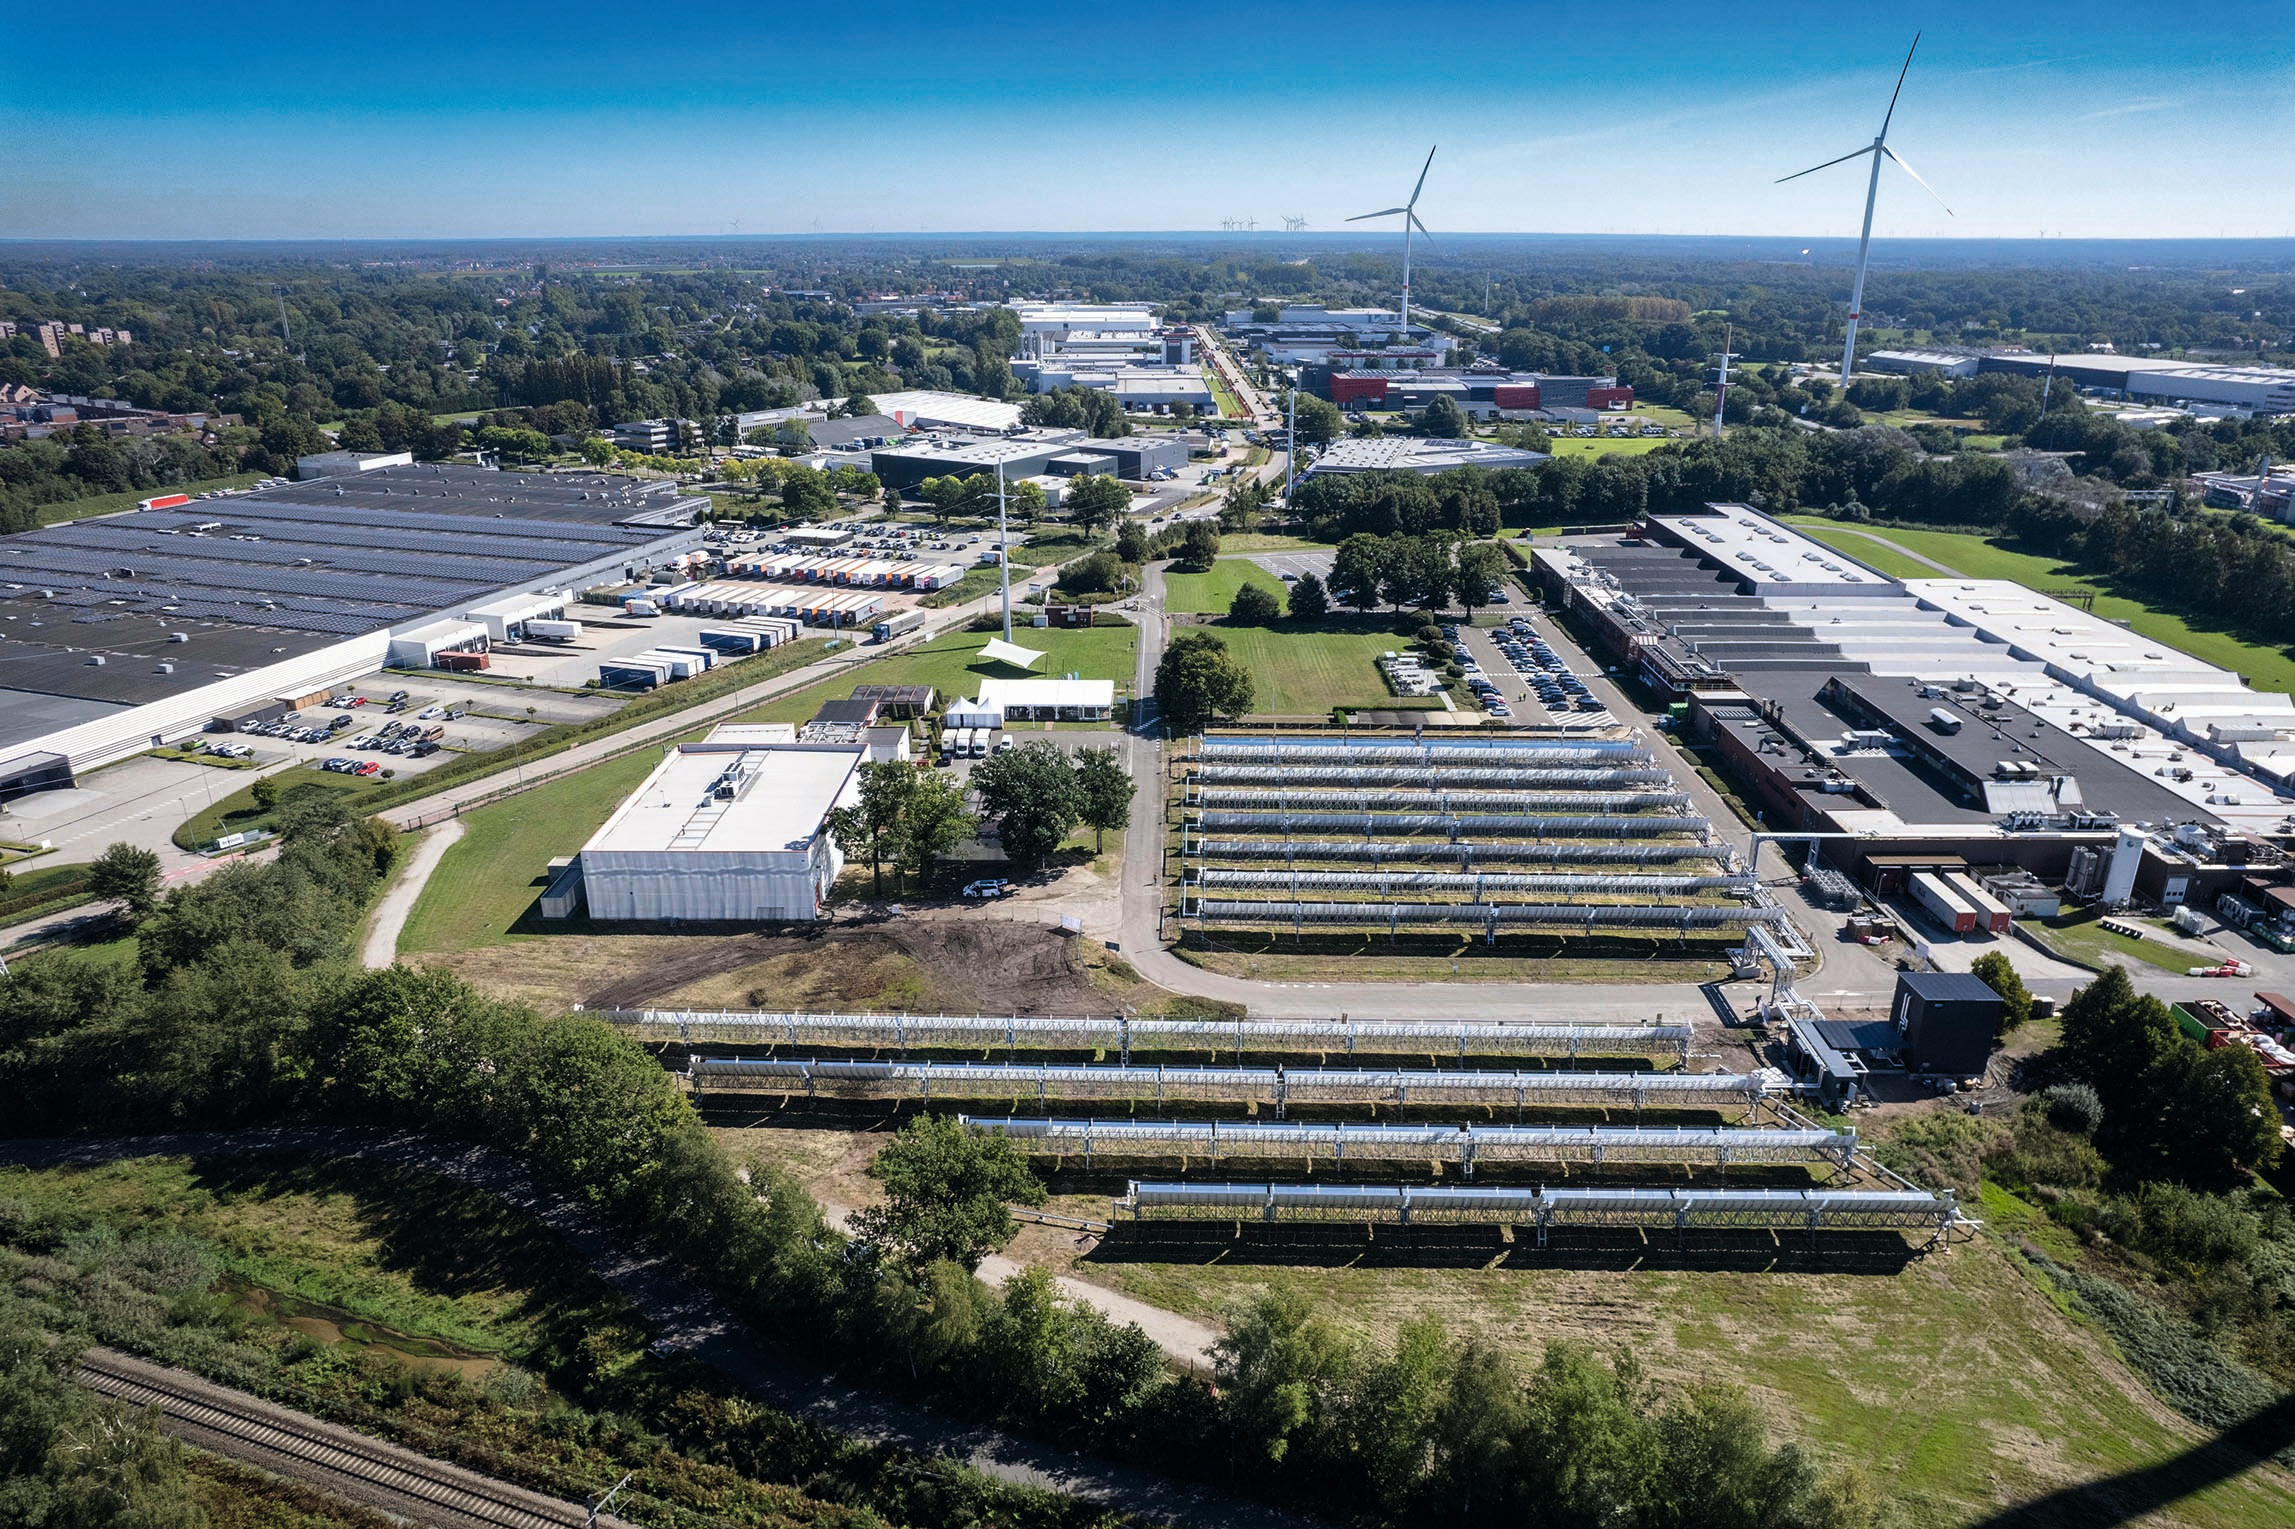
xmin=1892 ymin=972 xmax=2003 ymax=1078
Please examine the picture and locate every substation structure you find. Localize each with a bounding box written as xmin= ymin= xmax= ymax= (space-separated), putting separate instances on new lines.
xmin=1174 ymin=733 xmax=1801 ymax=945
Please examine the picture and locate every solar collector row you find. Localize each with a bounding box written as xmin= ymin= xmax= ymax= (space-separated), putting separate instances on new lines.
xmin=967 ymin=1118 xmax=1856 ymax=1170
xmin=138 ymin=510 xmax=648 ymax=566
xmin=0 ymin=546 xmax=486 ymax=608
xmin=39 ymin=526 xmax=551 ymax=588
xmin=200 ymin=498 xmax=658 ymax=545
xmin=1188 ymin=899 xmax=1784 ymax=928
xmin=1116 ymin=1182 xmax=1959 ymax=1235
xmin=606 ymin=1009 xmax=1692 ymax=1058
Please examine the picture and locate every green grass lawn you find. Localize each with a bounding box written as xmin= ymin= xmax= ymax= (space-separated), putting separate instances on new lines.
xmin=1072 ymin=1230 xmax=2295 ymax=1528
xmin=1162 ymin=556 xmax=1290 ymax=615
xmin=2020 ymin=908 xmax=2220 ymax=975
xmin=1213 ymin=532 xmax=1328 ymax=552
xmin=397 ymin=749 xmax=662 ymax=954
xmin=1198 ymin=621 xmax=1429 ymax=715
xmin=1782 ymin=524 xmax=1942 ymax=580
xmin=1543 ymin=436 xmax=1675 ymax=460
xmin=1782 ymin=517 xmax=2295 ymax=696
xmin=34 ymin=472 xmax=265 ymax=528
xmin=724 ymin=624 xmax=1141 ymax=728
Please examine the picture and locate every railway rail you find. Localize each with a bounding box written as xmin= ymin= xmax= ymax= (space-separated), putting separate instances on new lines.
xmin=72 ymin=1346 xmax=635 ymax=1529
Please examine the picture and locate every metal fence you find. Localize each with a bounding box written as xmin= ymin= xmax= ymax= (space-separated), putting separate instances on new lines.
xmin=687 ymin=1058 xmax=1766 ymax=1117
xmin=604 ymin=1009 xmax=1693 ymax=1060
xmin=963 ymin=1117 xmax=1857 ymax=1174
xmin=1117 ymin=1181 xmax=1960 ymax=1245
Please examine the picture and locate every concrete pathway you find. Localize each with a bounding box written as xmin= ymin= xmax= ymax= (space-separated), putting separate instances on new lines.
xmin=362 ymin=820 xmax=465 ymax=967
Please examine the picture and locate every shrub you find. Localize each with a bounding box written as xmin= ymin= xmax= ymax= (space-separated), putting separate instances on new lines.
xmin=2041 ymin=1082 xmax=2103 ymax=1136
xmin=1228 ymin=584 xmax=1281 ymax=625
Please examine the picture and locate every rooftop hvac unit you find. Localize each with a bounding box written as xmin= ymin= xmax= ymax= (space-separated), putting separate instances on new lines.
xmin=157 ymin=661 xmax=175 ymax=673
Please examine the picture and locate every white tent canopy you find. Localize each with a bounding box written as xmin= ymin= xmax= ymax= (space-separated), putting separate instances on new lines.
xmin=978 ymin=637 xmax=1046 ymax=670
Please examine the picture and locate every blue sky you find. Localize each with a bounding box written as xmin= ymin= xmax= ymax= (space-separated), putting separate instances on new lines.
xmin=5 ymin=1 xmax=2290 ymax=240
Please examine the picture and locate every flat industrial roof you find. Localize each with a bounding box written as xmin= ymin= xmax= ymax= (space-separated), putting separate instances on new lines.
xmin=1304 ymin=438 xmax=1548 ymax=474
xmin=584 ymin=742 xmax=865 ymax=855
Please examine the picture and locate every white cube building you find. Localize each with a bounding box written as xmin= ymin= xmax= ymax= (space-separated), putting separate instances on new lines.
xmin=578 ymin=733 xmax=866 ymax=922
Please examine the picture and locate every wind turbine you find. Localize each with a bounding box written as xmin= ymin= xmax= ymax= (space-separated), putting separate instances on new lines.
xmin=1348 ymin=146 xmax=1436 ymax=336
xmin=1777 ymin=35 xmax=1951 ymax=384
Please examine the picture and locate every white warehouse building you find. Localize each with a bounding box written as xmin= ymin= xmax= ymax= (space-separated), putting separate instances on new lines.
xmin=577 ymin=732 xmax=866 ymax=922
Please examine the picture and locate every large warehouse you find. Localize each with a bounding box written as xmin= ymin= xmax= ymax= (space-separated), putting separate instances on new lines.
xmin=0 ymin=462 xmax=707 ymax=797
xmin=1867 ymin=349 xmax=2295 ymax=415
xmin=576 ymin=730 xmax=866 ymax=922
xmin=1531 ymin=505 xmax=2295 ymax=907
xmin=869 ymin=429 xmax=1186 ymax=491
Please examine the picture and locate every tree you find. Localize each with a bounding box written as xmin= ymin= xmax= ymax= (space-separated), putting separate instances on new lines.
xmin=970 ymin=739 xmax=1083 ymax=872
xmin=826 ymin=760 xmax=917 ymax=898
xmin=1180 ymin=519 xmax=1222 ymax=569
xmin=1114 ymin=520 xmax=1149 ymax=563
xmin=1215 ymin=1289 xmax=1356 ymax=1468
xmin=250 ymin=775 xmax=280 ymax=812
xmin=850 ymin=1114 xmax=1045 ymax=1271
xmin=1066 ymin=474 xmax=1130 ymax=539
xmin=1287 ymin=571 xmax=1330 ymax=622
xmin=1229 ymin=582 xmax=1282 ymax=625
xmin=1291 ymin=393 xmax=1344 ymax=447
xmin=895 ymin=773 xmax=976 ymax=889
xmin=1453 ymin=543 xmax=1508 ymax=614
xmin=1153 ymin=630 xmax=1255 ymax=734
xmin=843 ymin=392 xmax=878 ymax=418
xmin=1072 ymin=746 xmax=1132 ymax=852
xmin=578 ymin=435 xmax=615 ymax=465
xmin=1328 ymin=534 xmax=1389 ymax=611
xmin=1383 ymin=534 xmax=1454 ymax=611
xmin=1969 ymin=950 xmax=2034 ymax=1038
xmin=89 ymin=841 xmax=162 ymax=921
xmin=779 ymin=464 xmax=837 ymax=519
xmin=1419 ymin=394 xmax=1469 ymax=439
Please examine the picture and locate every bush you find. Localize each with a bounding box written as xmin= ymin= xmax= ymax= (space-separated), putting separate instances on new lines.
xmin=2041 ymin=1082 xmax=2104 ymax=1136
xmin=1228 ymin=584 xmax=1281 ymax=625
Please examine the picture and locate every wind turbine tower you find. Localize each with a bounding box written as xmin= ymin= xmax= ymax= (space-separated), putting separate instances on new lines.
xmin=1711 ymin=326 xmax=1739 ymax=437
xmin=1777 ymin=35 xmax=1951 ymax=384
xmin=1282 ymin=216 xmax=1308 ymax=232
xmin=1348 ymin=146 xmax=1437 ymax=336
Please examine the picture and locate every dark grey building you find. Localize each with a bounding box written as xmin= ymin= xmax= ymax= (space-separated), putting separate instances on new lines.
xmin=1892 ymin=972 xmax=2003 ymax=1078
xmin=869 ymin=429 xmax=1184 ymax=491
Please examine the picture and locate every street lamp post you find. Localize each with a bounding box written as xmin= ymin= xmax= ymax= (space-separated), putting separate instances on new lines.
xmin=997 ymin=461 xmax=1012 ymax=643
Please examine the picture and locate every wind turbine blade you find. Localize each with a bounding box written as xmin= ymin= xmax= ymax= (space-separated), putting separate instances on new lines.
xmin=1407 ymin=145 xmax=1438 ymax=209
xmin=1775 ymin=145 xmax=1875 ymax=184
xmin=1881 ymin=145 xmax=1954 ymax=216
xmin=1348 ymin=208 xmax=1408 ymax=221
xmin=1409 ymin=212 xmax=1433 ymax=241
xmin=1878 ymin=32 xmax=1921 ymax=139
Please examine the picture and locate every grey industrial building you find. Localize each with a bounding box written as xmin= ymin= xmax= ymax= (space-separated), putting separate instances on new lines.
xmin=0 ymin=462 xmax=708 ymax=796
xmin=869 ymin=429 xmax=1186 ymax=491
xmin=1868 ymin=349 xmax=2295 ymax=415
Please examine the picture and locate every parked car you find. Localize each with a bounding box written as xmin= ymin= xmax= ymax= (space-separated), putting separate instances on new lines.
xmin=962 ymin=879 xmax=1011 ymax=899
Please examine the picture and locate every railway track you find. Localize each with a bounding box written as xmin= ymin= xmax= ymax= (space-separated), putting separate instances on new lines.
xmin=73 ymin=1347 xmax=636 ymax=1529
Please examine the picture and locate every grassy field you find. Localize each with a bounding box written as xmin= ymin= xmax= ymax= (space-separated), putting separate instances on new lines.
xmin=1783 ymin=517 xmax=2295 ymax=697
xmin=724 ymin=624 xmax=1141 ymax=728
xmin=1542 ymin=435 xmax=1675 ymax=460
xmin=1046 ymin=1227 xmax=2295 ymax=1527
xmin=397 ymin=750 xmax=662 ymax=954
xmin=1212 ymin=531 xmax=1329 ymax=552
xmin=1783 ymin=525 xmax=1944 ymax=580
xmin=1197 ymin=622 xmax=1423 ymax=714
xmin=174 ymin=765 xmax=404 ymax=851
xmin=2020 ymin=907 xmax=2223 ymax=975
xmin=34 ymin=472 xmax=265 ymax=528
xmin=1162 ymin=556 xmax=1290 ymax=615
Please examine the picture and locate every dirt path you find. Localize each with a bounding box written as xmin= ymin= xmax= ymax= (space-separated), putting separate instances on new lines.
xmin=813 ymin=1194 xmax=1220 ymax=1365
xmin=363 ymin=820 xmax=464 ymax=967
xmin=0 ymin=1129 xmax=1293 ymax=1529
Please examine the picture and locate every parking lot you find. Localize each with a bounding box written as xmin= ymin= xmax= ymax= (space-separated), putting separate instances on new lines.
xmin=1244 ymin=549 xmax=1335 ymax=585
xmin=1454 ymin=614 xmax=1617 ymax=727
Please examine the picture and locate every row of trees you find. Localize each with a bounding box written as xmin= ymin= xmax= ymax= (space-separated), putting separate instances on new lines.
xmin=1329 ymin=532 xmax=1511 ymax=614
xmin=2054 ymin=966 xmax=2282 ymax=1184
xmin=2009 ymin=497 xmax=2295 ymax=649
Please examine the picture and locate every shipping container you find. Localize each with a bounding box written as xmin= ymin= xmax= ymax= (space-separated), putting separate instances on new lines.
xmin=1909 ymin=872 xmax=1979 ymax=935
xmin=1943 ymin=872 xmax=2012 ymax=935
xmin=138 ymin=493 xmax=192 ymax=512
xmin=698 ymin=628 xmax=764 ymax=655
xmin=436 ymin=650 xmax=490 ymax=672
